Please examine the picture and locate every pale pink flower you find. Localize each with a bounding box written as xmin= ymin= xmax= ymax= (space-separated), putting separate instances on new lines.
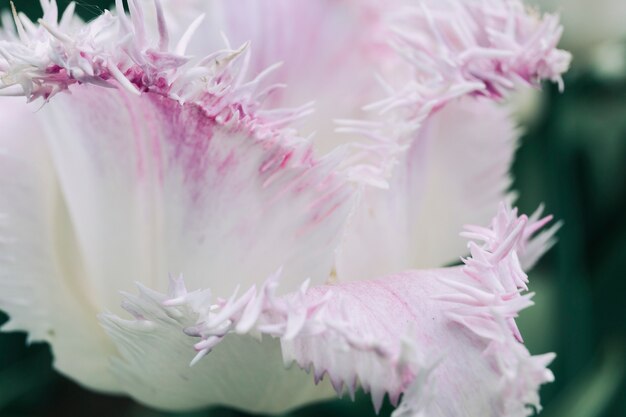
xmin=0 ymin=1 xmax=569 ymax=415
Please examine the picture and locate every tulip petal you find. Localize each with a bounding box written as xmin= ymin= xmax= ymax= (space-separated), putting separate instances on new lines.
xmin=0 ymin=0 xmax=568 ymax=191
xmin=0 ymin=1 xmax=356 ymax=396
xmin=38 ymin=83 xmax=353 ymax=312
xmin=0 ymin=98 xmax=120 ymax=392
xmin=279 ymin=206 xmax=556 ymax=416
xmin=335 ymin=0 xmax=570 ymax=188
xmin=157 ymin=0 xmax=400 ymax=157
xmin=0 ymin=3 xmax=565 ymax=413
xmin=104 ymin=204 xmax=555 ymax=414
xmin=99 ymin=281 xmax=336 ymax=412
xmin=332 ymin=0 xmax=570 ymax=275
xmin=338 ymin=98 xmax=518 ymax=280
xmin=1 ymin=75 xmax=354 ymax=400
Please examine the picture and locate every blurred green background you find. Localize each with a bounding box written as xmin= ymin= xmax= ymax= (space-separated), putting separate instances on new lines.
xmin=0 ymin=1 xmax=625 ymax=416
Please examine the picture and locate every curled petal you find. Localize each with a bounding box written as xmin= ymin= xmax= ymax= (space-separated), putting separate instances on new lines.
xmin=342 ymin=0 xmax=570 ymax=187
xmin=335 ymin=0 xmax=569 ymax=272
xmin=0 ymin=78 xmax=353 ymax=405
xmin=110 ymin=204 xmax=556 ymax=414
xmin=284 ymin=204 xmax=557 ymax=416
xmin=99 ymin=280 xmax=335 ymax=413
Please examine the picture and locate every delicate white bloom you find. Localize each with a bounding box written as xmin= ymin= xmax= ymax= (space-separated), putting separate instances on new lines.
xmin=0 ymin=1 xmax=569 ymax=415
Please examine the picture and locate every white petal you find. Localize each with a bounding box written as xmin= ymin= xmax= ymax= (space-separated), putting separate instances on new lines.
xmin=99 ymin=284 xmax=335 ymax=412
xmin=338 ymin=98 xmax=518 ymax=280
xmin=108 ymin=204 xmax=556 ymax=415
xmin=0 ymin=4 xmax=563 ymax=413
xmin=39 ymin=84 xmax=354 ymax=314
xmin=0 ymin=4 xmax=356 ymax=397
xmin=0 ymin=98 xmax=120 ymax=392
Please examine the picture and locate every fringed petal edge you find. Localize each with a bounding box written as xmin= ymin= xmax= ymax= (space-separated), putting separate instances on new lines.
xmin=337 ymin=0 xmax=571 ymax=188
xmin=105 ymin=203 xmax=557 ymax=416
xmin=0 ymin=0 xmax=313 ymax=138
xmin=435 ymin=203 xmax=557 ymax=416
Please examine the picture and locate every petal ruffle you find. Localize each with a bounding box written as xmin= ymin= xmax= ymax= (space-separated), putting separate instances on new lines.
xmin=108 ymin=204 xmax=556 ymax=414
xmin=281 ymin=206 xmax=556 ymax=416
xmin=99 ymin=279 xmax=336 ymax=412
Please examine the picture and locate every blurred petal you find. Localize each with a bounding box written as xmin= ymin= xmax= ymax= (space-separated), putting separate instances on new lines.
xmin=0 ymin=98 xmax=120 ymax=392
xmin=339 ymin=98 xmax=518 ymax=279
xmin=343 ymin=0 xmax=570 ymax=187
xmin=334 ymin=0 xmax=570 ymax=276
xmin=158 ymin=0 xmax=401 ymax=155
xmin=208 ymin=0 xmax=390 ymax=101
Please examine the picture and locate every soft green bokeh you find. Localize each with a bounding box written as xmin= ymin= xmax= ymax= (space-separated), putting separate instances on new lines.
xmin=0 ymin=1 xmax=624 ymax=416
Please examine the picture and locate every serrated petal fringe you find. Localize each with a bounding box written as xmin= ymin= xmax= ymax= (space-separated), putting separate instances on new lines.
xmin=436 ymin=203 xmax=557 ymax=416
xmin=106 ymin=203 xmax=556 ymax=416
